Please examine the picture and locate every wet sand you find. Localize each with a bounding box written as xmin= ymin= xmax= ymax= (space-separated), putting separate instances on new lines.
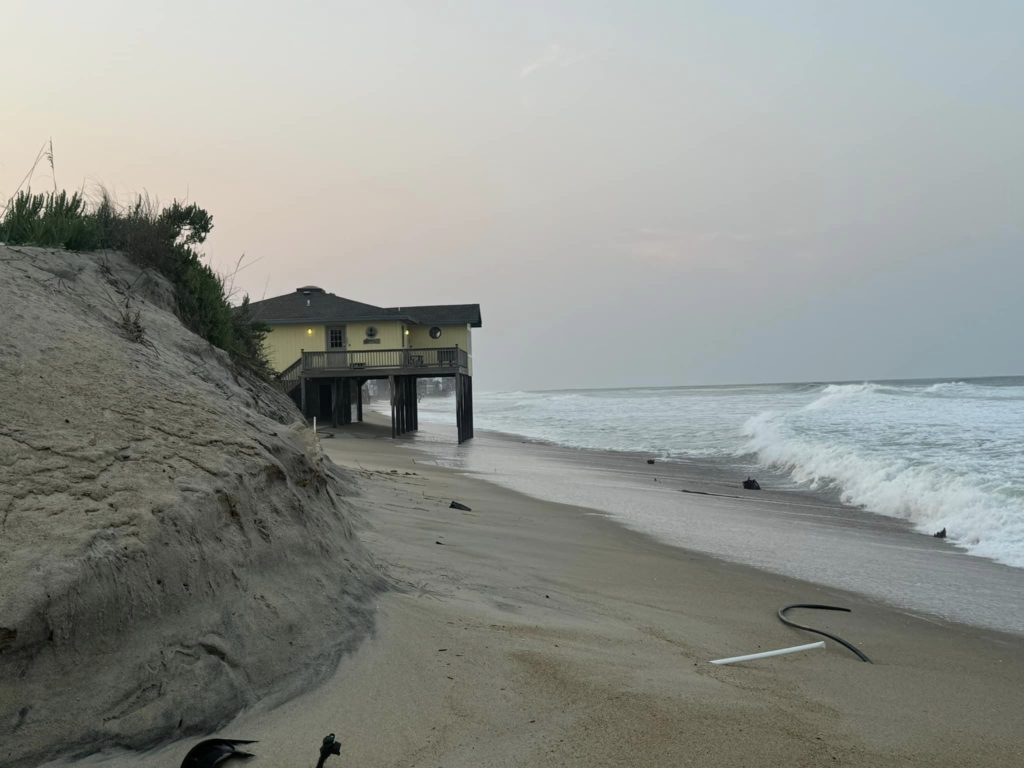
xmin=64 ymin=421 xmax=1024 ymax=768
xmin=408 ymin=421 xmax=1024 ymax=634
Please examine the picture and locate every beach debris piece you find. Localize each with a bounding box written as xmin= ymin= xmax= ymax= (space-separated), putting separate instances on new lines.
xmin=646 ymin=459 xmax=656 ymax=465
xmin=435 ymin=540 xmax=446 ymax=545
xmin=778 ymin=604 xmax=872 ymax=663
xmin=933 ymin=527 xmax=947 ymax=539
xmin=742 ymin=477 xmax=761 ymax=490
xmin=180 ymin=738 xmax=256 ymax=768
xmin=710 ymin=640 xmax=825 ymax=666
xmin=449 ymin=500 xmax=472 ymax=511
xmin=315 ymin=733 xmax=342 ymax=768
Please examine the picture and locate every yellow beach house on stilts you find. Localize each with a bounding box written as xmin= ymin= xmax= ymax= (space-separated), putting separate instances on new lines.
xmin=249 ymin=286 xmax=482 ymax=442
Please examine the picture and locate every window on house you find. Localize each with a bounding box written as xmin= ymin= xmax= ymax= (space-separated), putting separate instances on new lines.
xmin=328 ymin=327 xmax=346 ymax=349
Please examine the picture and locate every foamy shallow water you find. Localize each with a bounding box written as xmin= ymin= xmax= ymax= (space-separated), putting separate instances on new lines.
xmin=395 ymin=424 xmax=1024 ymax=635
xmin=407 ymin=377 xmax=1024 ymax=569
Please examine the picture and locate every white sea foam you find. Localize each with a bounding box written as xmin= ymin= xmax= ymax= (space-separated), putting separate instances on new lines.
xmin=412 ymin=377 xmax=1024 ymax=567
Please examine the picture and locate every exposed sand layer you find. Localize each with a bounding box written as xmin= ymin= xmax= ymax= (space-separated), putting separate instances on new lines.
xmin=0 ymin=246 xmax=381 ymax=767
xmin=74 ymin=424 xmax=1024 ymax=768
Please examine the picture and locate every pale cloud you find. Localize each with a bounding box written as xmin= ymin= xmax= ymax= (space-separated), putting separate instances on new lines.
xmin=520 ymin=43 xmax=587 ymax=79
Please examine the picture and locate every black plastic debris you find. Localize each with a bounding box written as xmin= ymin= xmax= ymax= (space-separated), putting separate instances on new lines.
xmin=315 ymin=733 xmax=342 ymax=768
xmin=933 ymin=527 xmax=947 ymax=539
xmin=778 ymin=604 xmax=871 ymax=663
xmin=180 ymin=738 xmax=256 ymax=768
xmin=449 ymin=501 xmax=472 ymax=511
xmin=742 ymin=477 xmax=761 ymax=490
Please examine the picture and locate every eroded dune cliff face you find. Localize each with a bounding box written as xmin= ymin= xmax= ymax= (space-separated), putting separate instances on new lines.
xmin=0 ymin=246 xmax=382 ymax=767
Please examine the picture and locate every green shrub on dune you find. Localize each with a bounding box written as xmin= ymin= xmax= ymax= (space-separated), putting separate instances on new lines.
xmin=0 ymin=189 xmax=270 ymax=376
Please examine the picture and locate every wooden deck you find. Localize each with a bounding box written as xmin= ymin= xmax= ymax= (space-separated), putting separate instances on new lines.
xmin=299 ymin=346 xmax=469 ymax=378
xmin=275 ymin=346 xmax=474 ymax=443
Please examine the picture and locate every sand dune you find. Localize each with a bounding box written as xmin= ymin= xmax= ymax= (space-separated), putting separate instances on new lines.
xmin=0 ymin=246 xmax=381 ymax=766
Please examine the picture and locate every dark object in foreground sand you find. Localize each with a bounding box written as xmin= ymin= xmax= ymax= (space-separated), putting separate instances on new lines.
xmin=450 ymin=500 xmax=472 ymax=511
xmin=778 ymin=604 xmax=871 ymax=663
xmin=646 ymin=458 xmax=655 ymax=464
xmin=934 ymin=527 xmax=947 ymax=539
xmin=315 ymin=733 xmax=343 ymax=768
xmin=180 ymin=738 xmax=256 ymax=768
xmin=742 ymin=477 xmax=761 ymax=490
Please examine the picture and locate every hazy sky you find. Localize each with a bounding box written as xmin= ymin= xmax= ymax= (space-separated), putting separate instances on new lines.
xmin=4 ymin=1 xmax=1022 ymax=390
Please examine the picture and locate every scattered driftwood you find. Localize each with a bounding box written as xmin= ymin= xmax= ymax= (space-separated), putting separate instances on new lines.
xmin=449 ymin=501 xmax=472 ymax=511
xmin=742 ymin=477 xmax=761 ymax=490
xmin=933 ymin=527 xmax=947 ymax=539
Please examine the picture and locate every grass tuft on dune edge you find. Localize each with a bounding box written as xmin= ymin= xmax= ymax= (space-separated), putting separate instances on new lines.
xmin=0 ymin=188 xmax=270 ymax=376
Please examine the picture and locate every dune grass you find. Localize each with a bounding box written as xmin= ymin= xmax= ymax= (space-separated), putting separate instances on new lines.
xmin=0 ymin=189 xmax=270 ymax=375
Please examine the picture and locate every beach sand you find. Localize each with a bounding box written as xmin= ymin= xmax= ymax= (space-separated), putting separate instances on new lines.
xmin=68 ymin=422 xmax=1024 ymax=768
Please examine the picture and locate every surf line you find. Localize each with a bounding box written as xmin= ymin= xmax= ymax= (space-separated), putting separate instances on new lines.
xmin=679 ymin=488 xmax=747 ymax=500
xmin=678 ymin=487 xmax=849 ymax=513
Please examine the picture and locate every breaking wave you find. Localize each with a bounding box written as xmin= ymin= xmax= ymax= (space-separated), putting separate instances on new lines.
xmin=741 ymin=381 xmax=1024 ymax=567
xmin=413 ymin=377 xmax=1024 ymax=567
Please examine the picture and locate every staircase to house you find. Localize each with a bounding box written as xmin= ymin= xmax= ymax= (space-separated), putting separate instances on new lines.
xmin=274 ymin=357 xmax=302 ymax=399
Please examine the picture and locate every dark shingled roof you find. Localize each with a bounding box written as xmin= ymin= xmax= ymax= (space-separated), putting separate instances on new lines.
xmin=383 ymin=304 xmax=482 ymax=328
xmin=248 ymin=288 xmax=481 ymax=327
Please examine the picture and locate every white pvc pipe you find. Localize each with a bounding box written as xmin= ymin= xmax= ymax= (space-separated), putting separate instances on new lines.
xmin=313 ymin=416 xmax=317 ymax=434
xmin=709 ymin=640 xmax=825 ymax=666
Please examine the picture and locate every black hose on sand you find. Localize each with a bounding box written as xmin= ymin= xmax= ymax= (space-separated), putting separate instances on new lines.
xmin=778 ymin=604 xmax=872 ymax=663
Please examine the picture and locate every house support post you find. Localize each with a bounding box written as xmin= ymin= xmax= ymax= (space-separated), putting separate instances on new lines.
xmin=456 ymin=373 xmax=465 ymax=443
xmin=389 ymin=375 xmax=397 ymax=438
xmin=405 ymin=377 xmax=417 ymax=432
xmin=466 ymin=375 xmax=473 ymax=439
xmin=411 ymin=377 xmax=419 ymax=431
xmin=331 ymin=378 xmax=339 ymax=427
xmin=397 ymin=377 xmax=404 ymax=435
xmin=356 ymin=379 xmax=364 ymax=422
xmin=300 ymin=376 xmax=308 ymax=420
xmin=397 ymin=376 xmax=405 ymax=435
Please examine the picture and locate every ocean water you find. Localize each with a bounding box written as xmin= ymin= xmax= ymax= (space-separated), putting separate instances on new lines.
xmin=414 ymin=377 xmax=1024 ymax=570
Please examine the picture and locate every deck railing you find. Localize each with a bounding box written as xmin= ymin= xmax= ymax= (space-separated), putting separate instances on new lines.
xmin=301 ymin=346 xmax=468 ymax=373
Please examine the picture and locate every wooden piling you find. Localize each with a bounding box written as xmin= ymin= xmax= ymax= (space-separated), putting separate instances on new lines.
xmin=389 ymin=375 xmax=397 ymax=438
xmin=456 ymin=373 xmax=465 ymax=443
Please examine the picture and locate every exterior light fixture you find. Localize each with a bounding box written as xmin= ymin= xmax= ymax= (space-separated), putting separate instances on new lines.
xmin=306 ymin=328 xmax=314 ymax=336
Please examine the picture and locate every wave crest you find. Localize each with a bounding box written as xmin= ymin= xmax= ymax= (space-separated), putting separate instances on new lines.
xmin=742 ymin=411 xmax=1024 ymax=567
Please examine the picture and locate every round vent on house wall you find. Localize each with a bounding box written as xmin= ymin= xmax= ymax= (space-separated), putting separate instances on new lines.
xmin=429 ymin=326 xmax=442 ymax=339
xmin=365 ymin=326 xmax=379 ymax=338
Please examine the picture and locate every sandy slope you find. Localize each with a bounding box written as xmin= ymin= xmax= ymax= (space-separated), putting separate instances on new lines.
xmin=75 ymin=424 xmax=1024 ymax=768
xmin=0 ymin=246 xmax=381 ymax=767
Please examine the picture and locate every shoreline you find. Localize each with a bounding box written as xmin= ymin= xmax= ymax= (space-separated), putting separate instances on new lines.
xmin=394 ymin=415 xmax=1024 ymax=635
xmin=70 ymin=422 xmax=1024 ymax=767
